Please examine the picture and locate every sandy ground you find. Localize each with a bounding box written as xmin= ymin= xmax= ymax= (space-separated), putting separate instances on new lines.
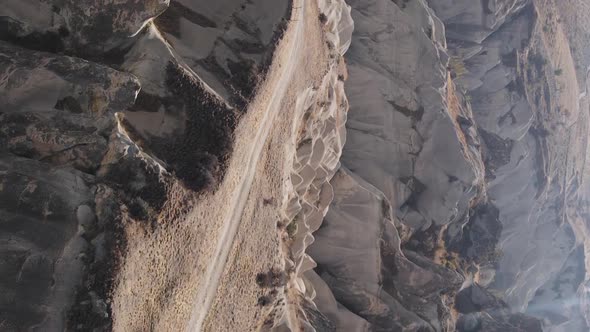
xmin=110 ymin=0 xmax=330 ymax=330
xmin=552 ymin=0 xmax=590 ymax=88
xmin=537 ymin=0 xmax=590 ymax=307
xmin=187 ymin=0 xmax=309 ymax=329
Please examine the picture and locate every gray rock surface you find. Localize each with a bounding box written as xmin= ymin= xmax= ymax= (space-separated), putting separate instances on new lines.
xmin=309 ymin=168 xmax=463 ymax=331
xmin=0 ymin=0 xmax=296 ymax=330
xmin=341 ymin=0 xmax=484 ymax=236
xmin=308 ymin=0 xmax=590 ymax=330
xmin=2 ymin=0 xmax=590 ymax=331
xmin=309 ymin=1 xmax=487 ymax=330
xmin=0 ymin=41 xmax=140 ymax=330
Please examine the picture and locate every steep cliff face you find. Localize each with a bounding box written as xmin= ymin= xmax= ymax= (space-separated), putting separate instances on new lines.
xmin=307 ymin=0 xmax=590 ymax=331
xmin=309 ymin=0 xmax=480 ymax=330
xmin=429 ymin=0 xmax=590 ymax=330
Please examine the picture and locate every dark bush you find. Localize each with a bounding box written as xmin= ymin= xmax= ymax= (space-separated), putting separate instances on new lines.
xmin=255 ymin=269 xmax=287 ymax=288
xmin=257 ymin=295 xmax=272 ymax=306
xmin=148 ymin=61 xmax=238 ymax=192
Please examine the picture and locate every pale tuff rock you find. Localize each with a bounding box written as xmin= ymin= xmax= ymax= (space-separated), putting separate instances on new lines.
xmin=273 ymin=0 xmax=352 ymax=330
xmin=309 ymin=168 xmax=463 ymax=331
xmin=307 ymin=0 xmax=582 ymax=330
xmin=341 ymin=0 xmax=482 ymax=234
xmin=308 ymin=0 xmax=484 ymax=329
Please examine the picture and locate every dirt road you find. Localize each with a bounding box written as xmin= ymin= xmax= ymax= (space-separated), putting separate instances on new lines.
xmin=186 ymin=1 xmax=307 ymax=330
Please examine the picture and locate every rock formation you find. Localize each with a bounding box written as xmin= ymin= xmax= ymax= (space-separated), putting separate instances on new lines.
xmin=2 ymin=0 xmax=590 ymax=331
xmin=309 ymin=0 xmax=590 ymax=331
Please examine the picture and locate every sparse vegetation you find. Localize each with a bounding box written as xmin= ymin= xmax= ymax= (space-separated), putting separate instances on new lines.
xmin=488 ymin=288 xmax=507 ymax=300
xmin=484 ymin=249 xmax=504 ymax=266
xmin=257 ymin=295 xmax=272 ymax=306
xmin=227 ymin=58 xmax=262 ymax=108
xmin=286 ymin=220 xmax=297 ymax=238
xmin=425 ymin=26 xmax=433 ymax=40
xmin=255 ymin=269 xmax=287 ymax=288
xmin=528 ymin=53 xmax=547 ymax=73
xmin=440 ymin=252 xmax=461 ymax=270
xmin=446 ymin=202 xmax=503 ymax=269
xmin=318 ymin=13 xmax=327 ymax=24
xmin=449 ymin=56 xmax=468 ymax=78
xmin=554 ymin=68 xmax=563 ymax=75
xmin=66 ymin=184 xmax=128 ymax=331
xmin=144 ymin=62 xmax=239 ymax=192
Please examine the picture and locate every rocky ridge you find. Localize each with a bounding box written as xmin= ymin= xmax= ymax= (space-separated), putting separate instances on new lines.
xmin=305 ymin=0 xmax=590 ymax=331
xmin=2 ymin=0 xmax=590 ymax=331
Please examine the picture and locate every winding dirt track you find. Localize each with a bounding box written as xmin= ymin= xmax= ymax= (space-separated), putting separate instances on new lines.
xmin=186 ymin=1 xmax=307 ymax=330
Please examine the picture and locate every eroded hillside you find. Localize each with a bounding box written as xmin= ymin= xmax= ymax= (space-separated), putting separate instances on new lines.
xmin=2 ymin=0 xmax=590 ymax=331
xmin=306 ymin=0 xmax=590 ymax=331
